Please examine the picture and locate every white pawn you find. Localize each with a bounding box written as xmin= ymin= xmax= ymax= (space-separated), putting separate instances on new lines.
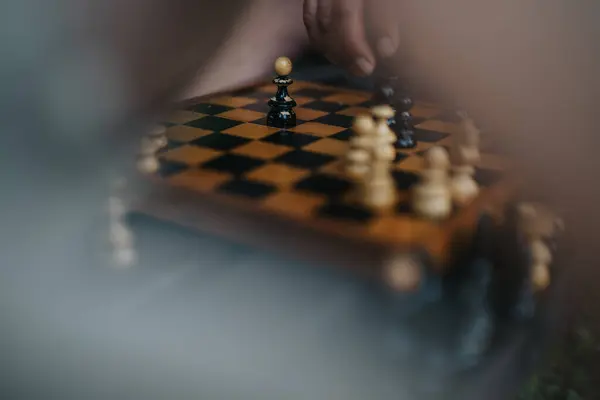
xmin=346 ymin=114 xmax=376 ymax=180
xmin=530 ymin=239 xmax=552 ymax=291
xmin=360 ymin=146 xmax=397 ymax=210
xmin=371 ymin=105 xmax=397 ymax=144
xmin=113 ymin=246 xmax=138 ymax=268
xmin=149 ymin=125 xmax=168 ymax=149
xmin=413 ymin=146 xmax=452 ymax=220
xmin=450 ymin=115 xmax=481 ymax=205
xmin=136 ymin=154 xmax=160 ymax=174
xmin=450 ymin=164 xmax=479 ymax=206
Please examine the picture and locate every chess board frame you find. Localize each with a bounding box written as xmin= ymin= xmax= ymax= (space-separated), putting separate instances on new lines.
xmin=129 ymin=79 xmax=515 ymax=284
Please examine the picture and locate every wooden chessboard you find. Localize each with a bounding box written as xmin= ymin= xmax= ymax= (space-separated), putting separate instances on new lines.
xmin=130 ymin=80 xmax=514 ymax=282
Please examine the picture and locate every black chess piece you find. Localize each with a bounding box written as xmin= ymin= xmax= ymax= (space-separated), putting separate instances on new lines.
xmin=267 ymin=57 xmax=297 ymax=129
xmin=375 ymin=74 xmax=417 ymax=149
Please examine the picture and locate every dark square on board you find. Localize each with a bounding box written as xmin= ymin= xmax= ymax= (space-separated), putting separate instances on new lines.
xmin=294 ymin=173 xmax=352 ymax=198
xmin=187 ymin=103 xmax=233 ymax=115
xmin=242 ymin=101 xmax=270 ymax=113
xmin=186 ymin=115 xmax=244 ymax=132
xmin=293 ymin=88 xmax=334 ymax=98
xmin=217 ymin=179 xmax=277 ymax=200
xmin=414 ymin=128 xmax=450 ymax=143
xmin=190 ymin=133 xmax=251 ymax=151
xmin=261 ymin=131 xmax=320 ymax=148
xmin=157 ymin=159 xmax=188 ymax=178
xmin=331 ymin=129 xmax=353 ymax=141
xmin=156 ymin=140 xmax=183 ymax=153
xmin=252 ymin=117 xmax=305 ymax=127
xmin=316 ymin=202 xmax=374 ymax=223
xmin=395 ymin=200 xmax=413 ymax=215
xmin=274 ymin=149 xmax=336 ymax=170
xmin=314 ymin=113 xmax=355 ymax=128
xmin=201 ymin=153 xmax=266 ymax=176
xmin=392 ymin=170 xmax=420 ymax=190
xmin=301 ymin=100 xmax=346 ymax=113
xmin=393 ymin=152 xmax=410 ymax=163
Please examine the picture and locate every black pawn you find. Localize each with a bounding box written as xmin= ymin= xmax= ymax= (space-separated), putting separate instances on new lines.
xmin=395 ymin=96 xmax=416 ymax=149
xmin=267 ymin=57 xmax=296 ymax=129
xmin=374 ymin=75 xmax=417 ymax=149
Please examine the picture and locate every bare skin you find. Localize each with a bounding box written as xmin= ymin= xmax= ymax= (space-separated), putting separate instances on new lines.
xmin=180 ymin=0 xmax=309 ymax=99
xmin=302 ymin=0 xmax=600 ymax=258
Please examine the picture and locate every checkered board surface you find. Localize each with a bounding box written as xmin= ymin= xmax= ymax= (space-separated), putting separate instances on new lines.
xmin=147 ymin=80 xmax=511 ymax=263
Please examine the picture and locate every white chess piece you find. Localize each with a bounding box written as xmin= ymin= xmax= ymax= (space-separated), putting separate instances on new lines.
xmin=137 ymin=155 xmax=160 ymax=174
xmin=149 ymin=125 xmax=168 ymax=149
xmin=360 ymin=149 xmax=397 ymax=210
xmin=450 ymin=165 xmax=479 ymax=206
xmin=371 ymin=105 xmax=397 ymax=144
xmin=450 ymin=115 xmax=481 ymax=205
xmin=346 ymin=114 xmax=376 ymax=180
xmin=412 ymin=146 xmax=452 ymax=220
xmin=530 ymin=239 xmax=552 ymax=290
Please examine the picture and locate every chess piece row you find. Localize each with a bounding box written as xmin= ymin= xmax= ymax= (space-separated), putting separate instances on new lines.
xmin=345 ymin=107 xmax=483 ymax=219
xmin=108 ymin=178 xmax=137 ymax=268
xmin=413 ymin=115 xmax=482 ymax=220
xmin=137 ymin=125 xmax=168 ymax=174
xmin=345 ymin=105 xmax=398 ymax=210
xmin=517 ymin=203 xmax=564 ymax=291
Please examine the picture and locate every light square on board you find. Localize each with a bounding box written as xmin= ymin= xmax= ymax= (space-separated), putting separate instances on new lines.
xmin=167 ymin=168 xmax=231 ymax=193
xmin=208 ymin=96 xmax=258 ymax=108
xmin=395 ymin=155 xmax=423 ymax=172
xmin=166 ymin=125 xmax=213 ymax=143
xmin=160 ymin=145 xmax=222 ymax=165
xmin=336 ymin=106 xmax=371 ymax=117
xmin=166 ymin=111 xmax=206 ymax=124
xmin=318 ymin=159 xmax=346 ymax=178
xmin=245 ymin=164 xmax=310 ymax=187
xmin=289 ymin=122 xmax=347 ymax=137
xmin=294 ymin=107 xmax=328 ymax=121
xmin=222 ymin=123 xmax=279 ymax=139
xmin=231 ymin=141 xmax=291 ymax=160
xmin=217 ymin=108 xmax=266 ymax=122
xmin=294 ymin=96 xmax=314 ymax=106
xmin=303 ymin=138 xmax=347 ymax=156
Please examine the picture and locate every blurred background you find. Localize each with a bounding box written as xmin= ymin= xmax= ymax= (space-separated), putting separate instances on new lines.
xmin=0 ymin=0 xmax=598 ymax=399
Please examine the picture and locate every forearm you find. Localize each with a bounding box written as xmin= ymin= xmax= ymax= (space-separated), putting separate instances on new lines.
xmin=179 ymin=0 xmax=309 ymax=99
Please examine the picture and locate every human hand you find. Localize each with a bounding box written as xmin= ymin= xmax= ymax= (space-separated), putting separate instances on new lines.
xmin=302 ymin=0 xmax=399 ymax=76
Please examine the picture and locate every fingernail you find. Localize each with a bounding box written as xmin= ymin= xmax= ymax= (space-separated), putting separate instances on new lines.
xmin=354 ymin=57 xmax=374 ymax=76
xmin=377 ymin=37 xmax=396 ymax=58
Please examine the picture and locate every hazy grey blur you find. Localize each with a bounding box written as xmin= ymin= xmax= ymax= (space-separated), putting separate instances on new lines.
xmin=0 ymin=0 xmax=598 ymax=398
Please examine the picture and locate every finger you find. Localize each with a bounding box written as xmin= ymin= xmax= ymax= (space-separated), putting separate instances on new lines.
xmin=316 ymin=0 xmax=333 ymax=32
xmin=303 ymin=0 xmax=324 ymax=53
xmin=332 ymin=0 xmax=376 ymax=76
xmin=374 ymin=21 xmax=400 ymax=59
xmin=366 ymin=0 xmax=400 ymax=59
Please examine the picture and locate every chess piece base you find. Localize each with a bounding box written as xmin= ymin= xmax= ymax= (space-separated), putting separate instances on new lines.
xmin=450 ymin=171 xmax=480 ymax=206
xmin=267 ymin=109 xmax=296 ymax=129
xmin=413 ymin=184 xmax=452 ymax=220
xmin=396 ymin=134 xmax=417 ymax=149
